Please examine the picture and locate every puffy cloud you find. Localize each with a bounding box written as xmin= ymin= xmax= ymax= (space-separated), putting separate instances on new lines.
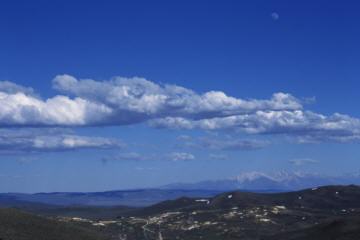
xmin=52 ymin=74 xmax=302 ymax=121
xmin=169 ymin=152 xmax=195 ymax=161
xmin=151 ymin=117 xmax=194 ymax=129
xmin=0 ymin=92 xmax=112 ymax=126
xmin=0 ymin=129 xmax=123 ymax=153
xmin=0 ymin=75 xmax=360 ymax=143
xmin=0 ymin=81 xmax=35 ymax=95
xmin=0 ymin=76 xmax=301 ymax=127
xmin=151 ymin=111 xmax=360 ymax=143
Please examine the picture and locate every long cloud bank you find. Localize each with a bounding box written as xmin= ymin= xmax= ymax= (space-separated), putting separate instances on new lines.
xmin=0 ymin=129 xmax=123 ymax=154
xmin=0 ymin=75 xmax=359 ymax=143
xmin=150 ymin=111 xmax=360 ymax=143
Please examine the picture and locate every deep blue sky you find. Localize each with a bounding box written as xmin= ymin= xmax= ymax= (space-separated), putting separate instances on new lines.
xmin=0 ymin=0 xmax=360 ymax=192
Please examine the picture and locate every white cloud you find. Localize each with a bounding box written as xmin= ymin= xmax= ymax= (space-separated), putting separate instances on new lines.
xmin=102 ymin=151 xmax=196 ymax=162
xmin=0 ymin=81 xmax=35 ymax=95
xmin=176 ymin=133 xmax=268 ymax=151
xmin=0 ymin=75 xmax=359 ymax=143
xmin=0 ymin=91 xmax=112 ymax=126
xmin=52 ymin=75 xmax=303 ymax=123
xmin=52 ymin=75 xmax=302 ymax=120
xmin=169 ymin=152 xmax=195 ymax=161
xmin=0 ymin=129 xmax=123 ymax=153
xmin=0 ymin=76 xmax=301 ymax=127
xmin=151 ymin=111 xmax=360 ymax=143
xmin=199 ymin=137 xmax=268 ymax=151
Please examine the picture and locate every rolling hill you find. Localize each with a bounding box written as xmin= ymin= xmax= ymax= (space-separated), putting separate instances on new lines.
xmin=0 ymin=208 xmax=109 ymax=240
xmin=2 ymin=185 xmax=360 ymax=239
xmin=109 ymin=185 xmax=360 ymax=239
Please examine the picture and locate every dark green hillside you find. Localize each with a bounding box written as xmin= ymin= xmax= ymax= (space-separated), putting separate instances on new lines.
xmin=2 ymin=185 xmax=360 ymax=240
xmin=267 ymin=216 xmax=360 ymax=240
xmin=129 ymin=185 xmax=360 ymax=216
xmin=209 ymin=185 xmax=360 ymax=209
xmin=112 ymin=185 xmax=360 ymax=240
xmin=36 ymin=205 xmax=135 ymax=220
xmin=0 ymin=208 xmax=109 ymax=240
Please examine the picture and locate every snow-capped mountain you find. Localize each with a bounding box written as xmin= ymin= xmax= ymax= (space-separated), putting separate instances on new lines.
xmin=162 ymin=171 xmax=360 ymax=191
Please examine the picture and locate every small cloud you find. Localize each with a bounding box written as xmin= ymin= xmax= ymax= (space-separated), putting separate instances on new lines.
xmin=289 ymin=158 xmax=319 ymax=166
xmin=0 ymin=128 xmax=123 ymax=154
xmin=176 ymin=134 xmax=268 ymax=152
xmin=271 ymin=12 xmax=279 ymax=21
xmin=169 ymin=152 xmax=195 ymax=161
xmin=102 ymin=151 xmax=197 ymax=163
xmin=200 ymin=137 xmax=268 ymax=151
xmin=102 ymin=152 xmax=148 ymax=163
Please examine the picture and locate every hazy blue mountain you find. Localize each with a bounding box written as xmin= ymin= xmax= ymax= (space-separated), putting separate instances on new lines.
xmin=2 ymin=172 xmax=360 ymax=209
xmin=0 ymin=189 xmax=221 ymax=207
xmin=162 ymin=171 xmax=360 ymax=191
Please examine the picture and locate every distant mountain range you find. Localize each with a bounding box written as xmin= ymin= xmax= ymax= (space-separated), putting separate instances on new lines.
xmin=3 ymin=185 xmax=360 ymax=240
xmin=123 ymin=185 xmax=360 ymax=240
xmin=1 ymin=171 xmax=360 ymax=208
xmin=162 ymin=171 xmax=360 ymax=191
xmin=0 ymin=189 xmax=221 ymax=207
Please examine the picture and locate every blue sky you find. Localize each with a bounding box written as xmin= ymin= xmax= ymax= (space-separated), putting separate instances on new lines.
xmin=1 ymin=0 xmax=360 ymax=192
